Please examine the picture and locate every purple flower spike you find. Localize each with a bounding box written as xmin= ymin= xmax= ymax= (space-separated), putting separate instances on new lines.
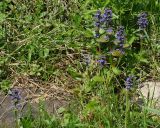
xmin=106 ymin=27 xmax=113 ymax=35
xmin=95 ymin=22 xmax=101 ymax=27
xmin=115 ymin=26 xmax=125 ymax=47
xmin=95 ymin=32 xmax=100 ymax=38
xmin=9 ymin=89 xmax=21 ymax=101
xmin=95 ymin=10 xmax=101 ymax=19
xmin=83 ymin=54 xmax=91 ymax=66
xmin=125 ymin=76 xmax=133 ymax=90
xmin=137 ymin=12 xmax=148 ymax=29
xmin=97 ymin=56 xmax=106 ymax=67
xmin=97 ymin=59 xmax=106 ymax=66
xmin=9 ymin=89 xmax=22 ymax=109
xmin=101 ymin=8 xmax=112 ymax=24
xmin=94 ymin=10 xmax=102 ymax=38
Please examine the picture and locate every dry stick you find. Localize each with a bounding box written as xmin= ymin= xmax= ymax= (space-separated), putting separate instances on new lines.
xmin=28 ymin=78 xmax=46 ymax=90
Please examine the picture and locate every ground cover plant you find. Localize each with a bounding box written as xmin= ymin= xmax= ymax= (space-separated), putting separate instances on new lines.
xmin=0 ymin=0 xmax=160 ymax=128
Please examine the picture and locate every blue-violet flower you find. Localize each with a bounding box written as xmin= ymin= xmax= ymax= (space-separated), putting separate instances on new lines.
xmin=97 ymin=56 xmax=106 ymax=66
xmin=101 ymin=9 xmax=112 ymax=24
xmin=137 ymin=12 xmax=148 ymax=29
xmin=115 ymin=26 xmax=125 ymax=47
xmin=9 ymin=89 xmax=21 ymax=109
xmin=125 ymin=76 xmax=133 ymax=90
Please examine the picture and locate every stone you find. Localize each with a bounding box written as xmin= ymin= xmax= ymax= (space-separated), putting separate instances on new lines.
xmin=139 ymin=81 xmax=160 ymax=108
xmin=0 ymin=86 xmax=72 ymax=128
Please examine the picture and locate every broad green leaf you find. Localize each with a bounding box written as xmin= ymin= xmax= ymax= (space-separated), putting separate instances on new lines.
xmin=92 ymin=75 xmax=105 ymax=82
xmin=44 ymin=48 xmax=49 ymax=58
xmin=96 ymin=35 xmax=108 ymax=43
xmin=128 ymin=36 xmax=136 ymax=45
xmin=0 ymin=13 xmax=6 ymax=23
xmin=0 ymin=80 xmax=11 ymax=92
xmin=143 ymin=106 xmax=160 ymax=116
xmin=112 ymin=67 xmax=121 ymax=75
xmin=111 ymin=50 xmax=124 ymax=57
xmin=57 ymin=107 xmax=66 ymax=114
xmin=139 ymin=58 xmax=149 ymax=63
xmin=67 ymin=66 xmax=82 ymax=79
xmin=86 ymin=100 xmax=98 ymax=110
xmin=85 ymin=29 xmax=93 ymax=38
xmin=104 ymin=0 xmax=110 ymax=6
xmin=99 ymin=28 xmax=105 ymax=34
xmin=123 ymin=43 xmax=130 ymax=48
xmin=135 ymin=52 xmax=149 ymax=63
xmin=84 ymin=85 xmax=92 ymax=93
xmin=61 ymin=113 xmax=70 ymax=126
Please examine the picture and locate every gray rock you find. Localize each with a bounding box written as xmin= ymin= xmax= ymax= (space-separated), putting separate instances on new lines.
xmin=0 ymin=87 xmax=71 ymax=128
xmin=139 ymin=81 xmax=160 ymax=108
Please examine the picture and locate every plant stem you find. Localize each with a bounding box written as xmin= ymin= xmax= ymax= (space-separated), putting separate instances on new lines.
xmin=125 ymin=90 xmax=130 ymax=128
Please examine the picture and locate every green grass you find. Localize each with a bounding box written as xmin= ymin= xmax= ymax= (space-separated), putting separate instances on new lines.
xmin=0 ymin=0 xmax=160 ymax=128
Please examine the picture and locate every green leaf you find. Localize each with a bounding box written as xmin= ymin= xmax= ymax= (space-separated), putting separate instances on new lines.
xmin=39 ymin=49 xmax=44 ymax=58
xmin=143 ymin=107 xmax=160 ymax=116
xmin=44 ymin=48 xmax=49 ymax=58
xmin=67 ymin=66 xmax=82 ymax=79
xmin=112 ymin=67 xmax=121 ymax=75
xmin=111 ymin=49 xmax=124 ymax=57
xmin=128 ymin=36 xmax=136 ymax=45
xmin=96 ymin=35 xmax=108 ymax=43
xmin=134 ymin=52 xmax=149 ymax=63
xmin=99 ymin=28 xmax=105 ymax=34
xmin=140 ymin=58 xmax=149 ymax=63
xmin=86 ymin=100 xmax=98 ymax=110
xmin=92 ymin=75 xmax=105 ymax=82
xmin=61 ymin=113 xmax=71 ymax=126
xmin=57 ymin=107 xmax=66 ymax=114
xmin=123 ymin=43 xmax=130 ymax=48
xmin=0 ymin=13 xmax=6 ymax=23
xmin=85 ymin=29 xmax=93 ymax=38
xmin=0 ymin=80 xmax=11 ymax=92
xmin=104 ymin=0 xmax=110 ymax=6
xmin=28 ymin=46 xmax=34 ymax=62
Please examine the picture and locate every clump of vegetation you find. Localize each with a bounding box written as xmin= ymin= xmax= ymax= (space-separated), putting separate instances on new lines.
xmin=0 ymin=0 xmax=160 ymax=127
